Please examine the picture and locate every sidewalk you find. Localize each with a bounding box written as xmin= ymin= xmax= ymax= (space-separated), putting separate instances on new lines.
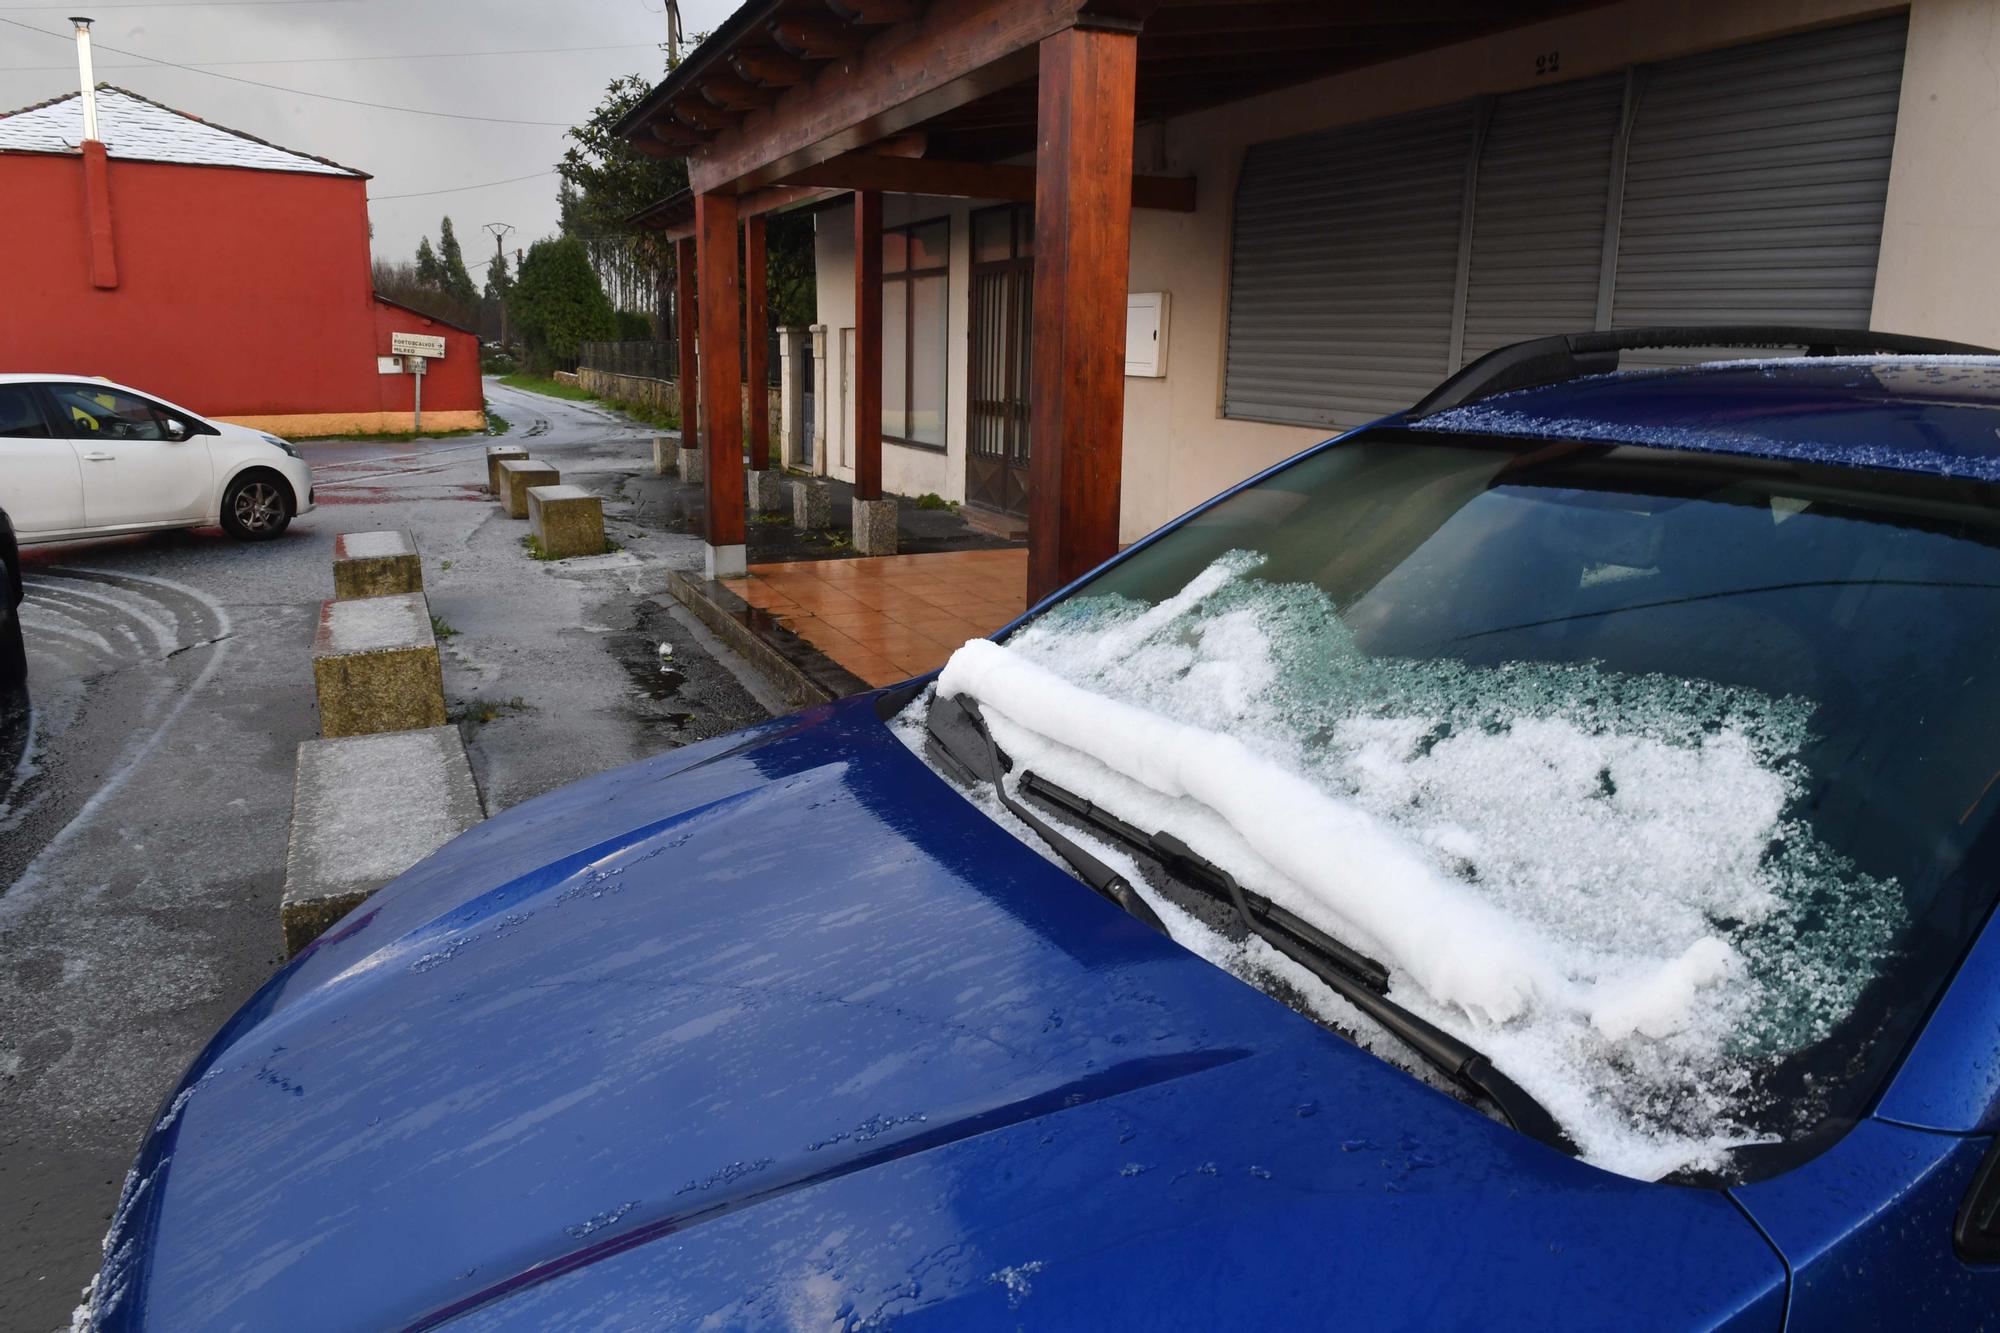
xmin=724 ymin=549 xmax=1029 ymax=686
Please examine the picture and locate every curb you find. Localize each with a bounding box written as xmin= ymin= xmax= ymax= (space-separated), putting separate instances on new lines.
xmin=663 ymin=568 xmax=870 ymax=708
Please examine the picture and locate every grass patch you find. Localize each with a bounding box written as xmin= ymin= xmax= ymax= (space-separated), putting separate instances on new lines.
xmin=440 ymin=559 xmax=453 ymax=572
xmin=912 ymin=492 xmax=957 ymax=511
xmin=484 ymin=408 xmax=511 ymax=436
xmin=430 ymin=614 xmax=459 ymax=640
xmin=753 ymin=511 xmax=790 ymax=526
xmin=450 ymin=695 xmax=528 ymax=727
xmin=500 ymin=372 xmax=598 ymax=402
xmin=522 ymin=534 xmax=620 ymax=561
xmin=292 ymin=426 xmax=480 ymax=443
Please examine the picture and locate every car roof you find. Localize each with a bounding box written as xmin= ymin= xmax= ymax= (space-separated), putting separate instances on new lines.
xmin=1406 ymin=355 xmax=2000 ymax=483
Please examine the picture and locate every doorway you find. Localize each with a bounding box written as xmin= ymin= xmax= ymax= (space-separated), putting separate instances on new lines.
xmin=965 ymin=204 xmax=1033 ymax=519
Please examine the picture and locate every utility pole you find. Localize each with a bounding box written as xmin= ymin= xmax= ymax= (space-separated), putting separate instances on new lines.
xmin=665 ymin=0 xmax=683 ymax=66
xmin=484 ymin=221 xmax=514 ymax=352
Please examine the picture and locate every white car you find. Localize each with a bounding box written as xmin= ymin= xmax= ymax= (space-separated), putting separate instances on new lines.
xmin=0 ymin=373 xmax=314 ymax=543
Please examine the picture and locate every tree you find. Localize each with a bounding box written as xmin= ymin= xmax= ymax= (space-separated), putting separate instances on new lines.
xmin=414 ymin=236 xmax=442 ymax=289
xmin=555 ymin=63 xmax=816 ymax=334
xmin=437 ymin=216 xmax=480 ymax=309
xmin=483 ymin=246 xmax=512 ymax=302
xmin=511 ymin=236 xmax=618 ymax=372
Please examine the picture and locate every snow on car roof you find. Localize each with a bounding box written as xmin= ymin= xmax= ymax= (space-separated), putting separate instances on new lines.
xmin=1409 ymin=355 xmax=2000 ymax=482
xmin=0 ymin=86 xmax=365 ymax=177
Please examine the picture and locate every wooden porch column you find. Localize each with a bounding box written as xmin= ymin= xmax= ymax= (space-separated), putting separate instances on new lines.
xmin=695 ymin=191 xmax=747 ymax=578
xmin=852 ymin=189 xmax=884 ymax=502
xmin=744 ymin=214 xmax=771 ymax=471
xmin=1027 ymin=22 xmax=1139 ymax=602
xmin=674 ymin=235 xmax=700 ymax=444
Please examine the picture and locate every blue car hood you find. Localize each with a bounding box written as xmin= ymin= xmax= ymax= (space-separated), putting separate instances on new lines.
xmin=101 ymin=696 xmax=1783 ymax=1330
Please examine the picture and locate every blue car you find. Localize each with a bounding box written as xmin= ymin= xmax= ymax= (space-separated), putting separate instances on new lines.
xmin=90 ymin=328 xmax=2000 ymax=1329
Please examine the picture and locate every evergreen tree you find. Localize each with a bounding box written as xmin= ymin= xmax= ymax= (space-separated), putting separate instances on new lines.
xmin=483 ymin=246 xmax=512 ymax=302
xmin=437 ymin=216 xmax=479 ymax=309
xmin=414 ymin=236 xmax=442 ymax=289
xmin=511 ymin=235 xmax=618 ymax=372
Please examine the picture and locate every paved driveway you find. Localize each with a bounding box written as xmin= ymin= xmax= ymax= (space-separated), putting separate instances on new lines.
xmin=0 ymin=381 xmax=775 ymax=1330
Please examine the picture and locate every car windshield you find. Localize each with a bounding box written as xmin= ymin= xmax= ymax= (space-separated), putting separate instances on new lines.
xmin=928 ymin=428 xmax=2000 ymax=1183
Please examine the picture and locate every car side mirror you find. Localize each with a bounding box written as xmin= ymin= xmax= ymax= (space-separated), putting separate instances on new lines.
xmin=164 ymin=418 xmax=189 ymax=441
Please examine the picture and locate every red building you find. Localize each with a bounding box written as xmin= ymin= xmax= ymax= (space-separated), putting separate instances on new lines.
xmin=0 ymin=85 xmax=482 ymax=435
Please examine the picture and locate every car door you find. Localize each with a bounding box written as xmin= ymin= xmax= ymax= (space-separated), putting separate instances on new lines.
xmin=46 ymin=382 xmax=211 ymax=530
xmin=0 ymin=383 xmax=86 ymax=536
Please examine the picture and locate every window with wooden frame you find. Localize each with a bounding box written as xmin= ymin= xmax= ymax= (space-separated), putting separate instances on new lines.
xmin=882 ymin=217 xmax=950 ymax=450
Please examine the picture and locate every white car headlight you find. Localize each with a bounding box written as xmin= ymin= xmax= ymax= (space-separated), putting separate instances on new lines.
xmin=261 ymin=433 xmax=300 ymax=458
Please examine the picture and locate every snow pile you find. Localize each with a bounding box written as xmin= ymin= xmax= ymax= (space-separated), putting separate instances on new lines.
xmin=931 ymin=552 xmax=1904 ymax=1179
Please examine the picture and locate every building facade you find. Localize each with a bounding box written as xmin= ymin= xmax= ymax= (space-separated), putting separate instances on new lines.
xmin=0 ymin=86 xmax=481 ymax=435
xmin=797 ymin=0 xmax=1999 ymax=543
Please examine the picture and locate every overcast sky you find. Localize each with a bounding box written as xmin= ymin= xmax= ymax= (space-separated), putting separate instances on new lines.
xmin=0 ymin=0 xmax=740 ymax=273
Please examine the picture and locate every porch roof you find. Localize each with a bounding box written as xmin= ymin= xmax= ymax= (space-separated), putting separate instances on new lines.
xmin=616 ymin=0 xmax=1599 ymax=194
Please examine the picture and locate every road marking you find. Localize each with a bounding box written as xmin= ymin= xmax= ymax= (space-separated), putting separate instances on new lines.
xmin=1 ymin=570 xmax=236 ymax=918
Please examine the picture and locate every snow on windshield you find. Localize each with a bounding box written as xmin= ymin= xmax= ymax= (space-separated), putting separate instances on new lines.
xmin=930 ymin=551 xmax=1903 ymax=1180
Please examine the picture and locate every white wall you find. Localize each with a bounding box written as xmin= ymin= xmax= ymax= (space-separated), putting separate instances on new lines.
xmin=812 ymin=193 xmax=992 ymax=503
xmin=1871 ymin=0 xmax=2000 ymax=345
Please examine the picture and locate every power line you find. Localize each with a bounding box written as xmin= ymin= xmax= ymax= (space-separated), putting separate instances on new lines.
xmin=371 ymin=169 xmax=555 ymax=202
xmin=1 ymin=1 xmax=360 ymax=7
xmin=0 ymin=40 xmax=662 ymax=72
xmin=0 ymin=15 xmax=570 ymax=125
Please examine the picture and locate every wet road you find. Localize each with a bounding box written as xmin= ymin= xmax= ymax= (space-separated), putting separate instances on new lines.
xmin=0 ymin=380 xmax=776 ymax=1330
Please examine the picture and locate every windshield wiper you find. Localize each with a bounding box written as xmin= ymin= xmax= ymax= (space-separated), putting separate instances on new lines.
xmin=926 ymin=693 xmax=1167 ymax=935
xmin=926 ymin=693 xmax=1573 ymax=1155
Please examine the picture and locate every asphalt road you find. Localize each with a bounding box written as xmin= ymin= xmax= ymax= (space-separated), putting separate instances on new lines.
xmin=0 ymin=380 xmax=779 ymax=1331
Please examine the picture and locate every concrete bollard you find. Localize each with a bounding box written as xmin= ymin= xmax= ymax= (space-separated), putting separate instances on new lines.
xmin=332 ymin=530 xmax=422 ymax=600
xmin=852 ymin=497 xmax=898 ymax=555
xmin=485 ymin=446 xmax=528 ymax=494
xmin=747 ymin=469 xmax=787 ymax=515
xmin=280 ymin=725 xmax=484 ymax=956
xmin=311 ymin=592 xmax=447 ymax=738
xmin=497 ymin=458 xmax=560 ymax=518
xmin=527 ymin=484 xmax=606 ymax=559
xmin=680 ymin=446 xmax=705 ymax=486
xmin=651 ymin=434 xmax=680 ymax=476
xmin=791 ymin=479 xmax=831 ymax=531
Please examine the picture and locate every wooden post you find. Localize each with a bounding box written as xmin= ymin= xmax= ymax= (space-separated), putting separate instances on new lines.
xmin=853 ymin=189 xmax=884 ymax=502
xmin=1027 ymin=23 xmax=1138 ymax=602
xmin=696 ymin=191 xmax=747 ymax=577
xmin=745 ymin=213 xmax=771 ymax=471
xmin=674 ymin=235 xmax=700 ymax=443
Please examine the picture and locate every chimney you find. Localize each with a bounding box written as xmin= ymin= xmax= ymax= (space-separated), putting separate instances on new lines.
xmin=69 ymin=16 xmax=98 ymax=141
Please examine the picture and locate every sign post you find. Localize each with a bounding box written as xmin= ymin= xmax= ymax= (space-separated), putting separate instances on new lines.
xmin=390 ymin=332 xmax=447 ymax=433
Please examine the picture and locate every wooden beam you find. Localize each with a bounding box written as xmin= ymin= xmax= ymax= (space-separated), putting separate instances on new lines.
xmin=698 ymin=69 xmax=781 ymax=112
xmin=650 ymin=184 xmax=836 ymax=241
xmin=696 ymin=192 xmax=747 ymax=568
xmin=828 ymin=0 xmax=923 ymax=22
xmin=853 ymin=189 xmax=884 ymax=502
xmin=651 ymin=121 xmax=712 ymax=148
xmin=770 ymin=15 xmax=870 ymax=60
xmin=1027 ymin=23 xmax=1137 ymax=601
xmin=744 ymin=213 xmax=771 ymax=472
xmin=674 ymin=236 xmax=700 ymax=447
xmin=689 ymin=0 xmax=1082 ymax=195
xmin=731 ymin=47 xmax=815 ymax=87
xmin=673 ymin=97 xmax=737 ymax=132
xmin=779 ymin=151 xmax=1194 ymax=211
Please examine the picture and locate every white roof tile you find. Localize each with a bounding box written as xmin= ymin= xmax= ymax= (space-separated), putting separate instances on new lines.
xmin=0 ymin=86 xmax=363 ymax=177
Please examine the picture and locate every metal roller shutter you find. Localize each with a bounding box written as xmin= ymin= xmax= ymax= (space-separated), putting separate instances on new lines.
xmin=1223 ymin=103 xmax=1475 ymax=429
xmin=1459 ymin=74 xmax=1626 ymax=364
xmin=1611 ymin=15 xmax=1908 ymax=342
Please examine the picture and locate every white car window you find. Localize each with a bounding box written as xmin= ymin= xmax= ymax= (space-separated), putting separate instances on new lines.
xmin=49 ymin=384 xmax=179 ymax=441
xmin=0 ymin=386 xmax=52 ymax=438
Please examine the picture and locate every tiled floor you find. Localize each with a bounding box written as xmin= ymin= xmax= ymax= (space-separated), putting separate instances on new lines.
xmin=723 ymin=549 xmax=1029 ymax=687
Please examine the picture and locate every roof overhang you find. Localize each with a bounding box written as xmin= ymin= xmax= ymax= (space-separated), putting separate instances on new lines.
xmin=617 ymin=0 xmax=1606 ymax=202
